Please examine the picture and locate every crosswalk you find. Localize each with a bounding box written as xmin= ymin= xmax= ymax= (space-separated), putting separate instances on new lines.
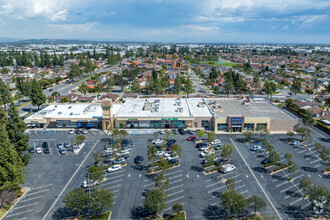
xmin=26 ymin=129 xmax=104 ymax=136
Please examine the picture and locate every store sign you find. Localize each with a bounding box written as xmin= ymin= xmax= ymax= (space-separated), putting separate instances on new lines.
xmin=161 ymin=118 xmax=178 ymax=121
xmin=231 ymin=118 xmax=242 ymax=124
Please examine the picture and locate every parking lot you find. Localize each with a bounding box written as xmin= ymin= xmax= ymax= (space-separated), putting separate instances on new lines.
xmin=5 ymin=128 xmax=328 ymax=220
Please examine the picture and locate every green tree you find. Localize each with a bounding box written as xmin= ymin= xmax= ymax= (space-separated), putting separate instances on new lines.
xmin=172 ymin=203 xmax=183 ymax=215
xmin=224 ymin=77 xmax=234 ymax=97
xmin=220 ymin=189 xmax=248 ymax=217
xmin=119 ymin=129 xmax=129 ymax=141
xmin=61 ymin=96 xmax=68 ymax=103
xmin=184 ymin=77 xmax=195 ymax=98
xmin=285 ymin=153 xmax=293 ymax=164
xmin=196 ymin=130 xmax=205 ymax=140
xmin=164 ymin=130 xmax=174 ymax=141
xmin=88 ymin=188 xmax=114 ymax=216
xmin=30 ymin=79 xmax=46 ymax=110
xmin=221 ymin=145 xmax=233 ymax=159
xmin=286 ymin=131 xmax=294 ymax=141
xmin=63 ymin=188 xmax=89 ymax=217
xmin=170 ymin=143 xmax=182 ymax=158
xmin=155 ymin=173 xmax=169 ymax=191
xmin=291 ymin=77 xmax=301 ymax=95
xmin=307 ymin=185 xmax=330 ymax=208
xmin=51 ymin=91 xmax=60 ymax=97
xmin=114 ymin=75 xmax=128 ymax=92
xmin=247 ymin=194 xmax=266 ymax=214
xmin=207 ymin=131 xmax=215 ymax=143
xmin=147 ymin=144 xmax=158 ymax=166
xmin=299 ymin=178 xmax=312 ymax=192
xmin=296 ymin=127 xmax=312 ymax=142
xmin=6 ymin=103 xmax=29 ymax=163
xmin=104 ymin=77 xmax=114 ymax=93
xmin=0 ymin=108 xmax=25 ymax=191
xmin=209 ymin=67 xmax=218 ymax=79
xmin=73 ymin=135 xmax=85 ymax=146
xmin=268 ymin=150 xmax=280 ymax=164
xmin=88 ymin=165 xmax=103 ymax=183
xmin=143 ymin=188 xmax=167 ymax=215
xmin=225 ymin=178 xmax=235 ymax=190
xmin=78 ymin=83 xmax=89 ymax=95
xmin=264 ymin=81 xmax=277 ymax=98
xmin=0 ymin=78 xmax=12 ymax=111
xmin=174 ymin=75 xmax=182 ymax=95
xmin=319 ymin=146 xmax=329 ymax=170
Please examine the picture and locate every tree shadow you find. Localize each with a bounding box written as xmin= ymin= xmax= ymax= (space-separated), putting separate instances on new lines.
xmin=252 ymin=167 xmax=268 ymax=173
xmin=202 ymin=205 xmax=228 ymax=220
xmin=272 ymin=175 xmax=285 ymax=181
xmin=131 ymin=165 xmax=148 ymax=171
xmin=190 ymin=165 xmax=204 ymax=172
xmin=52 ymin=207 xmax=76 ymax=219
xmin=145 ymin=173 xmax=156 ymax=180
xmin=281 ymin=204 xmax=313 ymax=219
xmin=318 ymin=137 xmax=330 ymax=143
xmin=285 ymin=190 xmax=301 ymax=198
xmin=301 ymin=166 xmax=318 ymax=173
xmin=212 ymin=191 xmax=221 ymax=198
xmin=256 ymin=154 xmax=265 ymax=159
xmin=130 ymin=205 xmax=143 ymax=220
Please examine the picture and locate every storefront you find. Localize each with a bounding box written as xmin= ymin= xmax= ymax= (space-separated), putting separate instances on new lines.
xmin=116 ymin=117 xmax=191 ymax=129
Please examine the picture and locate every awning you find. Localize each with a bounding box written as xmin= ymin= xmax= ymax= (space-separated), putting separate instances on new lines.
xmin=87 ymin=124 xmax=94 ymax=128
xmin=76 ymin=124 xmax=82 ymax=127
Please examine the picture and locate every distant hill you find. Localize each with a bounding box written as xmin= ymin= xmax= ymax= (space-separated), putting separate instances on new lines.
xmin=0 ymin=37 xmax=21 ymax=42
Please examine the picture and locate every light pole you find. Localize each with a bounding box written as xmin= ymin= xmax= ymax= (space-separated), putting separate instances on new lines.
xmin=82 ymin=165 xmax=91 ymax=198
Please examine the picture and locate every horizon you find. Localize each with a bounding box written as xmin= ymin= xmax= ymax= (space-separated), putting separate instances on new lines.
xmin=0 ymin=0 xmax=329 ymax=44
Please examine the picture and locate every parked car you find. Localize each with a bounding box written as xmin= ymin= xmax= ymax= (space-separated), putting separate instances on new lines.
xmin=64 ymin=142 xmax=71 ymax=148
xmin=220 ymin=164 xmax=236 ymax=174
xmin=68 ymin=130 xmax=74 ymax=134
xmin=199 ymin=145 xmax=210 ymax=151
xmin=57 ymin=142 xmax=64 ymax=149
xmin=44 ymin=148 xmax=50 ymax=154
xmin=158 ymin=130 xmax=163 ymax=135
xmin=119 ymin=150 xmax=130 ymax=155
xmin=172 ymin=129 xmax=178 ymax=134
xmin=214 ymin=158 xmax=230 ymax=166
xmin=187 ymin=136 xmax=196 ymax=141
xmin=250 ymin=145 xmax=262 ymax=151
xmin=213 ymin=144 xmax=223 ymax=150
xmin=260 ymin=158 xmax=269 ymax=165
xmin=75 ymin=129 xmax=81 ymax=134
xmin=168 ymin=158 xmax=179 ymax=164
xmin=42 ymin=142 xmax=48 ymax=148
xmin=117 ymin=157 xmax=126 ymax=164
xmin=211 ymin=139 xmax=221 ymax=145
xmin=59 ymin=148 xmax=66 ymax=154
xmin=153 ymin=139 xmax=164 ymax=145
xmin=156 ymin=151 xmax=165 ymax=157
xmin=186 ymin=130 xmax=195 ymax=135
xmin=29 ymin=147 xmax=35 ymax=153
xmin=178 ymin=128 xmax=186 ymax=135
xmin=103 ymin=151 xmax=112 ymax=157
xmin=165 ymin=139 xmax=176 ymax=147
xmin=36 ymin=147 xmax=42 ymax=154
xmin=108 ymin=139 xmax=115 ymax=144
xmin=107 ymin=165 xmax=122 ymax=172
xmin=134 ymin=155 xmax=144 ymax=164
xmin=196 ymin=142 xmax=208 ymax=148
xmin=81 ymin=129 xmax=87 ymax=134
xmin=82 ymin=179 xmax=99 ymax=188
xmin=292 ymin=140 xmax=300 ymax=145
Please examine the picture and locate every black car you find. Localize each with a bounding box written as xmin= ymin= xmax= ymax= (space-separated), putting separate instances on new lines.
xmin=172 ymin=129 xmax=178 ymax=135
xmin=168 ymin=158 xmax=179 ymax=164
xmin=178 ymin=128 xmax=186 ymax=135
xmin=42 ymin=142 xmax=48 ymax=148
xmin=214 ymin=158 xmax=230 ymax=166
xmin=134 ymin=155 xmax=144 ymax=164
xmin=165 ymin=139 xmax=176 ymax=147
xmin=260 ymin=158 xmax=269 ymax=165
xmin=29 ymin=147 xmax=35 ymax=153
xmin=75 ymin=129 xmax=81 ymax=134
xmin=44 ymin=148 xmax=50 ymax=154
xmin=195 ymin=142 xmax=208 ymax=148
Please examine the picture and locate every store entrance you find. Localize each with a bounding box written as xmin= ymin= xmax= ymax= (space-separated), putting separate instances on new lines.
xmin=232 ymin=126 xmax=242 ymax=132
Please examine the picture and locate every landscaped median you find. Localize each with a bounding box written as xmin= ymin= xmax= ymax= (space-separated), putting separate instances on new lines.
xmin=147 ymin=161 xmax=180 ymax=174
xmin=0 ymin=187 xmax=30 ymax=219
xmin=268 ymin=163 xmax=292 ymax=175
xmin=204 ymin=166 xmax=220 ymax=175
xmin=87 ymin=211 xmax=111 ymax=220
xmin=165 ymin=211 xmax=186 ymax=220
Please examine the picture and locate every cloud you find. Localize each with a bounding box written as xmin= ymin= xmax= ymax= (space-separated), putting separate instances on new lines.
xmin=183 ymin=25 xmax=219 ymax=32
xmin=50 ymin=9 xmax=68 ymax=21
xmin=49 ymin=22 xmax=96 ymax=33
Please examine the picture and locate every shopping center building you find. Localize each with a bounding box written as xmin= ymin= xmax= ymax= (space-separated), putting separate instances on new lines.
xmin=24 ymin=97 xmax=299 ymax=133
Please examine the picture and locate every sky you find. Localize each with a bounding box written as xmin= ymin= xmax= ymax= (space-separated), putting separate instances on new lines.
xmin=0 ymin=0 xmax=329 ymax=43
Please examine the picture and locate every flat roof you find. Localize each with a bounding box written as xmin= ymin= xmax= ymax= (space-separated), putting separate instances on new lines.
xmin=186 ymin=98 xmax=212 ymax=117
xmin=27 ymin=104 xmax=102 ymax=120
xmin=115 ymin=98 xmax=191 ymax=118
xmin=206 ymin=98 xmax=295 ymax=119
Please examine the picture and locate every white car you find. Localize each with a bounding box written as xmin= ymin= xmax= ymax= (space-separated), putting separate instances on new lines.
xmin=68 ymin=130 xmax=74 ymax=134
xmin=82 ymin=180 xmax=99 ymax=188
xmin=107 ymin=165 xmax=122 ymax=172
xmin=199 ymin=146 xmax=210 ymax=151
xmin=36 ymin=147 xmax=42 ymax=154
xmin=119 ymin=150 xmax=129 ymax=155
xmin=104 ymin=148 xmax=112 ymax=153
xmin=292 ymin=140 xmax=300 ymax=145
xmin=81 ymin=129 xmax=87 ymax=134
xmin=163 ymin=152 xmax=171 ymax=158
xmin=250 ymin=145 xmax=262 ymax=151
xmin=153 ymin=139 xmax=164 ymax=145
xmin=156 ymin=151 xmax=165 ymax=157
xmin=221 ymin=164 xmax=236 ymax=174
xmin=211 ymin=139 xmax=221 ymax=145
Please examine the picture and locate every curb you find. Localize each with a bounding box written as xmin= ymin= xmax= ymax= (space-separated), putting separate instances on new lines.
xmin=1 ymin=187 xmax=30 ymax=220
xmin=108 ymin=211 xmax=112 ymax=220
xmin=147 ymin=163 xmax=181 ymax=174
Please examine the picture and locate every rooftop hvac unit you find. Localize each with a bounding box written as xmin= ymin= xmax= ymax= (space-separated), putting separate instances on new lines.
xmin=58 ymin=112 xmax=62 ymax=115
xmin=178 ymin=102 xmax=181 ymax=106
xmin=68 ymin=106 xmax=72 ymax=109
xmin=155 ymin=108 xmax=159 ymax=112
xmin=154 ymin=99 xmax=160 ymax=103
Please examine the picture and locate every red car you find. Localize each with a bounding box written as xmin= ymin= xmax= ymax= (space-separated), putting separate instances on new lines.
xmin=187 ymin=136 xmax=196 ymax=141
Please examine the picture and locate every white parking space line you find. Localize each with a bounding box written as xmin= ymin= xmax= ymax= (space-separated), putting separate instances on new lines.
xmin=241 ymin=190 xmax=248 ymax=195
xmin=102 ymin=179 xmax=123 ymax=186
xmin=298 ymin=149 xmax=307 ymax=154
xmin=164 ymin=170 xmax=182 ymax=176
xmin=168 ymin=174 xmax=182 ymax=180
xmin=6 ymin=209 xmax=34 ymax=218
xmin=289 ymin=197 xmax=304 ymax=206
xmin=12 ymin=202 xmax=39 ymax=210
xmin=310 ymin=159 xmax=320 ymax=164
xmin=26 ymin=188 xmax=49 ymax=196
xmin=165 ymin=196 xmax=184 ymax=204
xmin=235 ymin=184 xmax=245 ymax=190
xmin=301 ymin=203 xmax=310 ymax=209
xmin=280 ymin=185 xmax=296 ymax=193
xmin=164 ymin=202 xmax=185 ymax=212
xmin=106 ymin=184 xmax=121 ymax=189
xmin=20 ymin=195 xmax=44 ymax=203
xmin=104 ymin=170 xmax=126 ymax=176
xmin=105 ymin=174 xmax=125 ymax=181
xmin=143 ymin=182 xmax=154 ymax=188
xmin=276 ymin=181 xmax=290 ymax=188
xmin=169 ymin=179 xmax=183 ymax=185
xmin=207 ymin=185 xmax=226 ymax=194
xmin=166 ymin=184 xmax=183 ymax=192
xmin=167 ymin=190 xmax=184 ymax=197
xmin=272 ymin=179 xmax=278 ymax=183
xmin=314 ymin=164 xmax=322 ymax=168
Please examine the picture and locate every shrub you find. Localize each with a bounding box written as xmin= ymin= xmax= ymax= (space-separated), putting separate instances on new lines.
xmin=271 ymin=164 xmax=289 ymax=172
